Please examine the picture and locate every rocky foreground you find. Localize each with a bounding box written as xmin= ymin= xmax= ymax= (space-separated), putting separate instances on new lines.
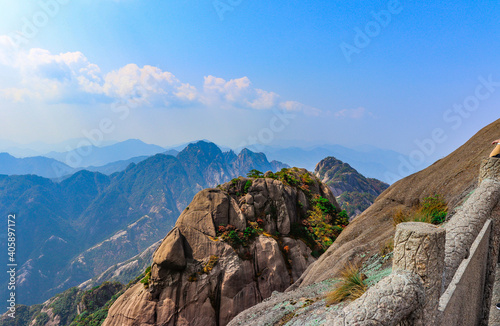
xmin=102 ymin=168 xmax=347 ymax=326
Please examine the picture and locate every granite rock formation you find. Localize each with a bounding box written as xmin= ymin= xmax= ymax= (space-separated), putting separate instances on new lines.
xmin=103 ymin=168 xmax=342 ymax=326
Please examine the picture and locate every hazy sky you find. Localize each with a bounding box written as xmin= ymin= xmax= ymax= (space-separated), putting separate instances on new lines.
xmin=0 ymin=1 xmax=498 ymax=165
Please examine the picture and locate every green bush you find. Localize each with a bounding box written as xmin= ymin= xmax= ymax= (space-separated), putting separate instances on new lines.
xmin=312 ymin=196 xmax=337 ymax=215
xmin=290 ymin=195 xmax=349 ymax=255
xmin=140 ymin=266 xmax=152 ymax=288
xmin=247 ymin=169 xmax=263 ymax=178
xmin=393 ymin=194 xmax=448 ymax=226
xmin=34 ymin=312 xmax=50 ymax=326
xmin=243 ymin=180 xmax=252 ymax=193
xmin=421 ymin=195 xmax=448 ymax=224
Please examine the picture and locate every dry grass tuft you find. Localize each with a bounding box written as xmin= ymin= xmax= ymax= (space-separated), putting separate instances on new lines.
xmin=326 ymin=262 xmax=367 ymax=304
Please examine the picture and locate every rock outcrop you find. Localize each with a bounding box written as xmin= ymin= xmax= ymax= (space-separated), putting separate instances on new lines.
xmin=103 ymin=168 xmax=343 ymax=326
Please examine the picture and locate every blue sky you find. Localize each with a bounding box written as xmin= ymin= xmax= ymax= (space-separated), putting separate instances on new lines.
xmin=0 ymin=0 xmax=498 ymax=166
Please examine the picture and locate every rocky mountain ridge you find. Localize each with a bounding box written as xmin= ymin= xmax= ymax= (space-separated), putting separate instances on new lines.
xmin=315 ymin=156 xmax=389 ymax=217
xmin=0 ymin=141 xmax=288 ymax=305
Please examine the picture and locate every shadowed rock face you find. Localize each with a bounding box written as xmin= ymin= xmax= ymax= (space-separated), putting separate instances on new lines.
xmin=103 ymin=169 xmax=340 ymax=326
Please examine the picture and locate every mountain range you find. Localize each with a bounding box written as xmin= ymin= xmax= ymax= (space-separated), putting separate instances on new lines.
xmin=44 ymin=139 xmax=167 ymax=168
xmin=0 ymin=139 xmax=404 ymax=184
xmin=0 ymin=141 xmax=289 ymax=305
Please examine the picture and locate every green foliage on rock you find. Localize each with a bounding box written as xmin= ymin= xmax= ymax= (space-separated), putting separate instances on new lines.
xmin=247 ymin=169 xmax=263 ymax=178
xmin=0 ymin=305 xmax=40 ymax=326
xmin=140 ymin=266 xmax=152 ymax=288
xmin=33 ymin=312 xmax=50 ymax=326
xmin=69 ymin=288 xmax=125 ymax=326
xmin=243 ymin=180 xmax=252 ymax=193
xmin=291 ymin=195 xmax=349 ymax=257
xmin=393 ymin=194 xmax=448 ymax=225
xmin=217 ymin=225 xmax=258 ymax=247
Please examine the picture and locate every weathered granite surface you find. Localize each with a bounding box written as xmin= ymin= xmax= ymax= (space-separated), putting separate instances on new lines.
xmin=103 ymin=170 xmax=336 ymax=326
xmin=444 ymin=178 xmax=500 ymax=288
xmin=439 ymin=220 xmax=492 ymax=326
xmin=479 ymin=157 xmax=500 ymax=184
xmin=227 ymin=252 xmax=392 ymax=326
xmin=332 ymin=270 xmax=424 ymax=326
xmin=393 ymin=222 xmax=445 ymax=325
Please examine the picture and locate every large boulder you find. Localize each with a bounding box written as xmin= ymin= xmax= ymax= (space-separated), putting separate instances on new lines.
xmin=103 ymin=168 xmax=344 ymax=326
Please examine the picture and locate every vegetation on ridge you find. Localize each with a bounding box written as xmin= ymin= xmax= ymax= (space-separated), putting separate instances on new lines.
xmin=393 ymin=194 xmax=448 ymax=226
xmin=223 ymin=168 xmax=349 ymax=258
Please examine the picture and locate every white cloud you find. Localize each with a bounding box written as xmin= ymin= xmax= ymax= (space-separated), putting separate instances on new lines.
xmin=201 ymin=75 xmax=320 ymax=115
xmin=280 ymin=101 xmax=321 ymax=116
xmin=334 ymin=107 xmax=372 ymax=119
xmin=0 ymin=35 xmax=318 ymax=114
xmin=101 ymin=64 xmax=197 ymax=106
xmin=202 ymin=75 xmax=280 ymax=110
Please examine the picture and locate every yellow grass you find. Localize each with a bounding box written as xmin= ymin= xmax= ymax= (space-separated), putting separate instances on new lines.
xmin=326 ymin=262 xmax=367 ymax=304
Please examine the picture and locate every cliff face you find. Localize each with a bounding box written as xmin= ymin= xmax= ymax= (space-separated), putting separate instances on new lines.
xmin=292 ymin=118 xmax=500 ymax=289
xmin=315 ymin=156 xmax=389 ymax=217
xmin=103 ymin=168 xmax=344 ymax=326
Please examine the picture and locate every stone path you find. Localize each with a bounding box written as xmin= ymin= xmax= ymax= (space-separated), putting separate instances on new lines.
xmin=489 ymin=264 xmax=500 ymax=325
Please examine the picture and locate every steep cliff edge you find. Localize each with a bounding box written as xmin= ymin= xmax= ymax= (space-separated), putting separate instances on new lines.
xmin=292 ymin=118 xmax=500 ymax=288
xmin=102 ymin=168 xmax=346 ymax=326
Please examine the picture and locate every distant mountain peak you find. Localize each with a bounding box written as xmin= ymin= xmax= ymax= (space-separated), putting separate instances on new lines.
xmin=178 ymin=140 xmax=223 ymax=162
xmin=315 ymin=156 xmax=389 ymax=217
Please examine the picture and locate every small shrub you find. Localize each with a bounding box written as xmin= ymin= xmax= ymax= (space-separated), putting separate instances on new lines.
xmin=338 ymin=210 xmax=349 ymax=220
xmin=326 ymin=263 xmax=367 ymax=304
xmin=312 ymin=196 xmax=337 ymax=215
xmin=300 ymin=173 xmax=314 ymax=185
xmin=392 ymin=195 xmax=448 ymax=226
xmin=244 ymin=226 xmax=257 ymax=238
xmin=226 ymin=230 xmax=243 ymax=246
xmin=202 ymin=256 xmax=219 ymax=274
xmin=140 ymin=266 xmax=152 ymax=289
xmin=247 ymin=169 xmax=263 ymax=178
xmin=420 ymin=195 xmax=448 ymax=224
xmin=244 ymin=180 xmax=252 ymax=193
